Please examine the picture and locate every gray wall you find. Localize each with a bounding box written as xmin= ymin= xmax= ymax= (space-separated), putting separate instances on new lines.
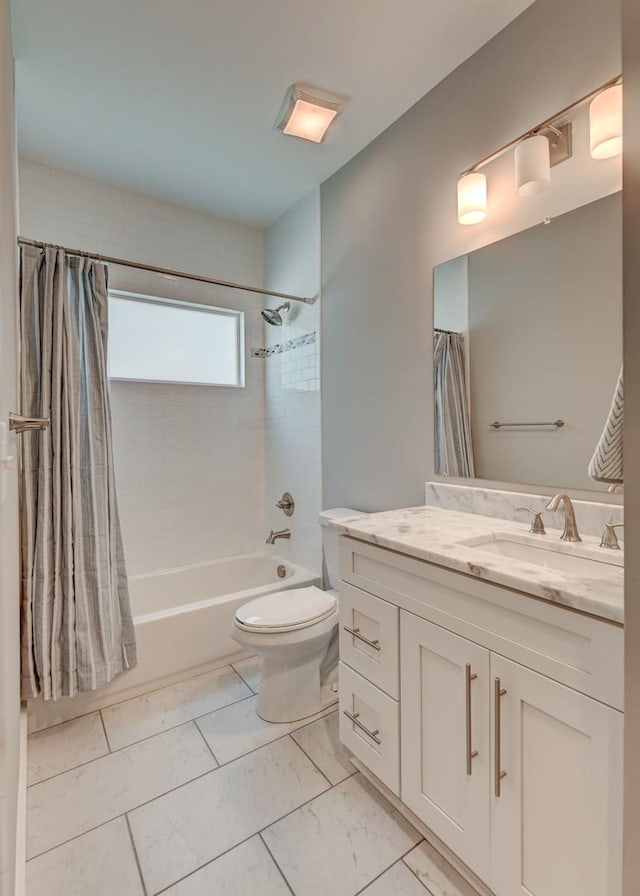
xmin=468 ymin=193 xmax=621 ymax=491
xmin=623 ymin=0 xmax=640 ymax=892
xmin=321 ymin=0 xmax=621 ymax=511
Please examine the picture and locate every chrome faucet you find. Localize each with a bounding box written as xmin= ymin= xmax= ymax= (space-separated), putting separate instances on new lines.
xmin=266 ymin=528 xmax=291 ymax=545
xmin=545 ymin=494 xmax=582 ymax=542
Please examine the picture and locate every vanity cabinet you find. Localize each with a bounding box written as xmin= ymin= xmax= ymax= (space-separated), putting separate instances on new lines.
xmin=338 ymin=535 xmax=623 ymax=896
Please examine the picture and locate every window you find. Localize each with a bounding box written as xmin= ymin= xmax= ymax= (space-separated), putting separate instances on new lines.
xmin=108 ymin=290 xmax=245 ymax=387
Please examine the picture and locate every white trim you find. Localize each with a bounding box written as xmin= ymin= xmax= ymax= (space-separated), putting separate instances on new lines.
xmin=14 ymin=707 xmax=27 ymax=896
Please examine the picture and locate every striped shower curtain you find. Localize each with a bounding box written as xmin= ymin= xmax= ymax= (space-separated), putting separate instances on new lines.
xmin=19 ymin=245 xmax=136 ymax=701
xmin=433 ymin=331 xmax=475 ymax=478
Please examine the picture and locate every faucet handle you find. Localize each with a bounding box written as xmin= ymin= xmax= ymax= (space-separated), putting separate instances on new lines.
xmin=600 ymin=521 xmax=624 ymax=550
xmin=516 ymin=507 xmax=546 ymax=535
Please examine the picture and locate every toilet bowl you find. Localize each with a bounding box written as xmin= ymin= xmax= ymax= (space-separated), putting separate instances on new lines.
xmin=230 ymin=507 xmax=367 ymax=723
xmin=231 ymin=586 xmax=339 ymax=722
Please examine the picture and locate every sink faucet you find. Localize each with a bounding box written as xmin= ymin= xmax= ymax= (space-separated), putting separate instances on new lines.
xmin=266 ymin=528 xmax=291 ymax=545
xmin=545 ymin=494 xmax=582 ymax=542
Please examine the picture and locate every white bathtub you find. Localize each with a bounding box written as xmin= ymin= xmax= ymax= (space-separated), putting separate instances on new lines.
xmin=130 ymin=552 xmax=321 ymax=672
xmin=28 ymin=552 xmax=321 ymax=732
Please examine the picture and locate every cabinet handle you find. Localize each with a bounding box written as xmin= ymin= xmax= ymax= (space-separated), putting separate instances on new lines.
xmin=465 ymin=663 xmax=478 ymax=775
xmin=343 ymin=626 xmax=381 ymax=651
xmin=343 ymin=709 xmax=382 ymax=745
xmin=494 ymin=677 xmax=508 ymax=797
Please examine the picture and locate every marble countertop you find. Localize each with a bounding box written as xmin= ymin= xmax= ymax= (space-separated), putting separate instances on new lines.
xmin=330 ymin=506 xmax=624 ymax=624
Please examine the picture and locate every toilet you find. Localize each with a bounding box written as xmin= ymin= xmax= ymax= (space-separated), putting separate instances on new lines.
xmin=231 ymin=508 xmax=367 ymax=723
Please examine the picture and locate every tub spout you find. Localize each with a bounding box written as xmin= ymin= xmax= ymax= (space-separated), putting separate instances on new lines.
xmin=266 ymin=528 xmax=291 ymax=545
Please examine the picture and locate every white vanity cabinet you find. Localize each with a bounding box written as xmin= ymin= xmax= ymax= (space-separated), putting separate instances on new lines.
xmin=338 ymin=535 xmax=623 ymax=896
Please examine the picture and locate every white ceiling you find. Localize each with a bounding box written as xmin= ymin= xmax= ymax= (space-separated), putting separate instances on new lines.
xmin=12 ymin=0 xmax=533 ymax=228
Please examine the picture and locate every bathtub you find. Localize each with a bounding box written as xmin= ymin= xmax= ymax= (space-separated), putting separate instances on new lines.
xmin=130 ymin=552 xmax=321 ymax=677
xmin=28 ymin=552 xmax=321 ymax=732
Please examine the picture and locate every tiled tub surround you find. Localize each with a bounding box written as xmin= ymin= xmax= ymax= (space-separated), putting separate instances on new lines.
xmin=24 ymin=659 xmax=474 ymax=896
xmin=425 ymin=481 xmax=623 ymax=540
xmin=330 ymin=505 xmax=623 ymax=622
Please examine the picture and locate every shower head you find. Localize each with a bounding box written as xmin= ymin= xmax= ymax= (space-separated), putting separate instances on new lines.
xmin=261 ymin=302 xmax=290 ymax=326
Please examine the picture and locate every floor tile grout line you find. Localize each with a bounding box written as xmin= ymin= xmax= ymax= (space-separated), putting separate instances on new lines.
xmin=230 ymin=659 xmax=260 ymax=695
xmin=98 ymin=707 xmax=113 ymax=752
xmin=27 ymin=733 xmax=333 ymax=863
xmin=27 ymin=693 xmax=255 ymax=789
xmin=193 ymin=717 xmax=221 ymax=766
xmin=152 ymin=829 xmax=285 ymax=896
xmin=353 ymin=841 xmax=430 ymax=896
xmin=400 ymin=843 xmax=473 ymax=896
xmin=125 ymin=813 xmax=150 ymax=896
xmin=258 ymin=831 xmax=296 ymax=896
xmin=286 ymin=730 xmax=334 ymax=789
xmin=28 ymin=811 xmax=134 ymax=864
xmin=27 ymin=662 xmax=249 ymax=739
xmin=194 ymin=707 xmax=338 ymax=771
xmin=28 ymin=663 xmax=336 ymax=787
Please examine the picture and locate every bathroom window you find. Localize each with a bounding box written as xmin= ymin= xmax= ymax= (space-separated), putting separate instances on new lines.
xmin=108 ymin=290 xmax=245 ymax=387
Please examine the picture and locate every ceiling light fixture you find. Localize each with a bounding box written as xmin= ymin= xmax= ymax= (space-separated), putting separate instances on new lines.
xmin=276 ymin=83 xmax=344 ymax=144
xmin=456 ymin=75 xmax=621 ymax=225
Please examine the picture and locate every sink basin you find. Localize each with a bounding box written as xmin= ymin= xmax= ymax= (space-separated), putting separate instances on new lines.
xmin=462 ymin=535 xmax=623 ymax=579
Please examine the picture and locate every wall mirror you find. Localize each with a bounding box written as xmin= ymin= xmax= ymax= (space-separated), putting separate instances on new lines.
xmin=433 ymin=191 xmax=622 ymax=493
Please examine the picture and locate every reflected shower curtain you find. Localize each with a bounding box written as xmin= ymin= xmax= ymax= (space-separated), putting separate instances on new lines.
xmin=433 ymin=331 xmax=475 ymax=478
xmin=19 ymin=245 xmax=136 ymax=701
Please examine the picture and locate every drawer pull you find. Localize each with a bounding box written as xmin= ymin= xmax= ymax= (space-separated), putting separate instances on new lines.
xmin=343 ymin=709 xmax=382 ymax=745
xmin=494 ymin=677 xmax=508 ymax=797
xmin=343 ymin=626 xmax=381 ymax=651
xmin=465 ymin=663 xmax=479 ymax=776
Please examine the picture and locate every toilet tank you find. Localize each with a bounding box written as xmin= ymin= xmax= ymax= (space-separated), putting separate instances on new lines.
xmin=318 ymin=508 xmax=368 ymax=589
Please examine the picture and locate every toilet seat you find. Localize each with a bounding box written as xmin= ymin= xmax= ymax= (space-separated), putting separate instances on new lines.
xmin=234 ymin=586 xmax=337 ymax=634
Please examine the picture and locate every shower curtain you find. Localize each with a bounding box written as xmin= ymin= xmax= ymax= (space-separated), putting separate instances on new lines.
xmin=19 ymin=245 xmax=136 ymax=701
xmin=433 ymin=331 xmax=475 ymax=478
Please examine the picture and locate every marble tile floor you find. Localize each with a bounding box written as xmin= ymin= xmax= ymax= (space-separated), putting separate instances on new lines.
xmin=26 ymin=658 xmax=477 ymax=896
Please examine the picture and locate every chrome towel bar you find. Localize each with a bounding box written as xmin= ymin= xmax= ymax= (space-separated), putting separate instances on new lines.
xmin=490 ymin=419 xmax=564 ymax=429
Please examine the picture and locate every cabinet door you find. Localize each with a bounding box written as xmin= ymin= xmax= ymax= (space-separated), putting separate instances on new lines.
xmin=400 ymin=612 xmax=491 ymax=881
xmin=490 ymin=654 xmax=623 ymax=896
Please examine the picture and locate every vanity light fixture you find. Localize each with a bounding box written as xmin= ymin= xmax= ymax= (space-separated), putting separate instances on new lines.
xmin=456 ymin=75 xmax=621 ymax=225
xmin=590 ymin=84 xmax=623 ymax=159
xmin=457 ymin=172 xmax=487 ymax=225
xmin=276 ymin=83 xmax=344 ymax=144
xmin=514 ymin=133 xmax=551 ymax=197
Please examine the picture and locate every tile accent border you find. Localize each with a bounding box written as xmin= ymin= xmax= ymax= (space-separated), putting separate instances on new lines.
xmin=251 ymin=331 xmax=316 ymax=358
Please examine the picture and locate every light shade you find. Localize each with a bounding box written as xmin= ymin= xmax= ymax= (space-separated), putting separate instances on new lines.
xmin=457 ymin=172 xmax=487 ymax=225
xmin=276 ymin=84 xmax=343 ymax=144
xmin=590 ymin=84 xmax=623 ymax=159
xmin=514 ymin=134 xmax=550 ymax=197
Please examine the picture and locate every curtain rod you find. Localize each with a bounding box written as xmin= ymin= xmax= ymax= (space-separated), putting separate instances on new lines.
xmin=17 ymin=237 xmax=316 ymax=305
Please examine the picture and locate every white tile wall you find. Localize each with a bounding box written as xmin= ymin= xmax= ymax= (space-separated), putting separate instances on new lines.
xmin=18 ymin=160 xmax=267 ymax=574
xmin=264 ymin=190 xmax=323 ymax=575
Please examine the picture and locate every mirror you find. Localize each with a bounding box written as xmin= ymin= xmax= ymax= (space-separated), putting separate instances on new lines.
xmin=433 ymin=192 xmax=622 ymax=493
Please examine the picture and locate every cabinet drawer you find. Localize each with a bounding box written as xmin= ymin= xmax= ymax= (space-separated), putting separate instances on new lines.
xmin=339 ymin=662 xmax=400 ymax=795
xmin=339 ymin=581 xmax=400 ymax=698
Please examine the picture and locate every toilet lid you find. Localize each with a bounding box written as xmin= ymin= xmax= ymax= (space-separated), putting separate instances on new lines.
xmin=234 ymin=586 xmax=337 ymax=632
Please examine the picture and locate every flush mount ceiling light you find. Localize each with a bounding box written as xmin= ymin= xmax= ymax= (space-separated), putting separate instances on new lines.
xmin=590 ymin=84 xmax=623 ymax=159
xmin=276 ymin=83 xmax=344 ymax=144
